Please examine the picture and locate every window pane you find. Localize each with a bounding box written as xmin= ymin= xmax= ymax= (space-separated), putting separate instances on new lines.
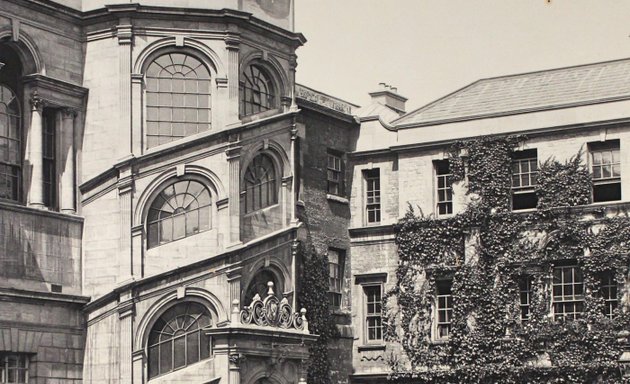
xmin=241 ymin=64 xmax=275 ymax=117
xmin=146 ymin=54 xmax=212 ymax=148
xmin=173 ymin=336 xmax=186 ymax=369
xmin=200 ymin=332 xmax=211 ymax=359
xmin=186 ymin=209 xmax=200 ymax=235
xmin=160 ymin=341 xmax=173 ymax=373
xmin=187 ymin=332 xmax=200 ymax=364
xmin=149 ymin=345 xmax=159 ymax=377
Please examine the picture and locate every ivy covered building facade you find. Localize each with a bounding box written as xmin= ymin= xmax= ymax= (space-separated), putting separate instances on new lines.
xmin=348 ymin=60 xmax=630 ymax=383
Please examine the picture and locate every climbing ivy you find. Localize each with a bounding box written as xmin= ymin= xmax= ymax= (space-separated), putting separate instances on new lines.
xmin=297 ymin=240 xmax=335 ymax=384
xmin=536 ymin=149 xmax=592 ymax=209
xmin=387 ymin=135 xmax=630 ymax=383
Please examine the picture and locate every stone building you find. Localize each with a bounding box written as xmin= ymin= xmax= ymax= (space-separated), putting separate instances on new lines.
xmin=0 ymin=0 xmax=358 ymax=383
xmin=3 ymin=0 xmax=630 ymax=383
xmin=347 ymin=61 xmax=630 ymax=382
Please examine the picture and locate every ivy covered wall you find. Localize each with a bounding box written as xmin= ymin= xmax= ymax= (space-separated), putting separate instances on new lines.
xmin=386 ymin=135 xmax=630 ymax=383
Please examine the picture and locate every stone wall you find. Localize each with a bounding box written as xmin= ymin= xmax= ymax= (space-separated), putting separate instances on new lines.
xmin=0 ymin=296 xmax=86 ymax=384
xmin=0 ymin=203 xmax=83 ymax=295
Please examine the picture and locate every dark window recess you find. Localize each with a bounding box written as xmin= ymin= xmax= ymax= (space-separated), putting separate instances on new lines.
xmin=436 ymin=279 xmax=453 ymax=339
xmin=51 ymin=284 xmax=62 ymax=293
xmin=43 ymin=108 xmax=57 ymax=210
xmin=600 ymin=273 xmax=618 ymax=319
xmin=511 ymin=149 xmax=538 ymax=210
xmin=590 ymin=140 xmax=621 ymax=203
xmin=435 ymin=160 xmax=453 ymax=216
xmin=552 ymin=265 xmax=584 ymax=321
xmin=364 ymin=285 xmax=383 ymax=342
xmin=364 ymin=169 xmax=381 ymax=224
xmin=328 ymin=249 xmax=345 ymax=309
xmin=327 ymin=151 xmax=344 ymax=196
xmin=519 ymin=277 xmax=532 ymax=322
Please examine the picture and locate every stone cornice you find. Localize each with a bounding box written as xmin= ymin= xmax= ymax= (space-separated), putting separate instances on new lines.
xmin=79 ymin=111 xmax=298 ymax=196
xmin=0 ymin=287 xmax=90 ymax=305
xmin=5 ymin=0 xmax=83 ymax=21
xmin=0 ymin=199 xmax=84 ymax=223
xmin=83 ymin=225 xmax=300 ymax=313
xmin=82 ymin=5 xmax=306 ymax=47
xmin=22 ymin=74 xmax=89 ymax=102
xmin=351 ymin=117 xmax=630 ymax=159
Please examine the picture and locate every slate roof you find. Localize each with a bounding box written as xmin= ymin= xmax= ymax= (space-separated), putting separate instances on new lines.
xmin=394 ymin=58 xmax=630 ymax=127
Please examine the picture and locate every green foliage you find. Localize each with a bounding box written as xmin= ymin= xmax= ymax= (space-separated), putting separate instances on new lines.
xmin=297 ymin=240 xmax=335 ymax=384
xmin=387 ymin=136 xmax=630 ymax=383
xmin=536 ymin=149 xmax=592 ymax=209
xmin=450 ymin=135 xmax=523 ymax=211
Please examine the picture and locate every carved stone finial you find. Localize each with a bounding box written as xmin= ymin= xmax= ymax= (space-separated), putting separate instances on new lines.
xmin=267 ymin=281 xmax=275 ymax=296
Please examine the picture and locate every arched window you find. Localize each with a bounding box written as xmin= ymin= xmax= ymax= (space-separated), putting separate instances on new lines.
xmin=145 ymin=53 xmax=211 ymax=148
xmin=147 ymin=180 xmax=211 ymax=248
xmin=147 ymin=302 xmax=212 ymax=379
xmin=240 ymin=64 xmax=276 ymax=117
xmin=242 ymin=154 xmax=278 ymax=213
xmin=0 ymin=84 xmax=20 ymax=201
xmin=244 ymin=269 xmax=281 ymax=306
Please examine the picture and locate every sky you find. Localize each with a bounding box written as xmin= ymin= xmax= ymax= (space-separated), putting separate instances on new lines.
xmin=294 ymin=0 xmax=630 ymax=112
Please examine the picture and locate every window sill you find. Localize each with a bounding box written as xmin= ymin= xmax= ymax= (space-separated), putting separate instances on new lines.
xmin=326 ymin=194 xmax=349 ymax=204
xmin=358 ymin=344 xmax=386 ymax=352
xmin=429 ymin=338 xmax=449 ymax=345
xmin=330 ymin=308 xmax=352 ymax=316
xmin=511 ymin=207 xmax=537 ymax=213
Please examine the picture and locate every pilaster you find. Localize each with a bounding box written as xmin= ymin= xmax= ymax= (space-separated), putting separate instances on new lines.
xmin=131 ymin=73 xmax=144 ymax=156
xmin=131 ymin=224 xmax=144 ymax=279
xmin=227 ymin=265 xmax=242 ymax=323
xmin=118 ymin=164 xmax=134 ymax=280
xmin=117 ymin=20 xmax=133 ymax=155
xmin=225 ymin=33 xmax=241 ymax=125
xmin=118 ymin=296 xmax=135 ymax=383
xmin=132 ymin=349 xmax=144 ymax=384
xmin=291 ymin=238 xmax=299 ymax=310
xmin=226 ymin=141 xmax=242 ymax=246
xmin=289 ymin=121 xmax=298 ymax=224
xmin=228 ymin=353 xmax=243 ymax=384
xmin=288 ymin=54 xmax=298 ymax=110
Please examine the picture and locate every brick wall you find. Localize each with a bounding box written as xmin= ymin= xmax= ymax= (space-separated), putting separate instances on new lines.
xmin=298 ymin=108 xmax=358 ymax=384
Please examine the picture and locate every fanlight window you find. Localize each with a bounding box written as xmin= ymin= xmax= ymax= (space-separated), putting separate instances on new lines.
xmin=148 ymin=302 xmax=212 ymax=379
xmin=242 ymin=154 xmax=278 ymax=213
xmin=147 ymin=180 xmax=211 ymax=248
xmin=0 ymin=84 xmax=20 ymax=201
xmin=145 ymin=53 xmax=212 ymax=148
xmin=240 ymin=64 xmax=276 ymax=117
xmin=244 ymin=269 xmax=280 ymax=306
